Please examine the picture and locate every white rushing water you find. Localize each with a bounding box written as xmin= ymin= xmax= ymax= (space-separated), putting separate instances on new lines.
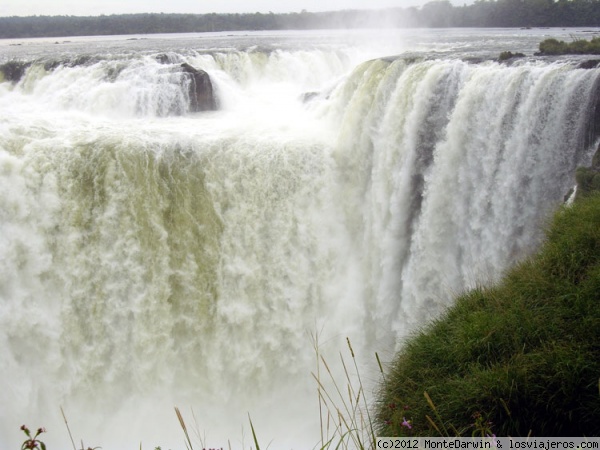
xmin=1 ymin=28 xmax=599 ymax=449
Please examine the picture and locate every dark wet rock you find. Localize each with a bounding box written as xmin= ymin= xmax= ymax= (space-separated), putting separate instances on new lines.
xmin=105 ymin=64 xmax=126 ymax=82
xmin=578 ymin=59 xmax=600 ymax=69
xmin=180 ymin=62 xmax=217 ymax=112
xmin=0 ymin=60 xmax=31 ymax=83
xmin=156 ymin=53 xmax=184 ymax=64
xmin=69 ymin=55 xmax=95 ymax=67
xmin=498 ymin=51 xmax=526 ymax=62
xmin=43 ymin=60 xmax=62 ymax=71
xmin=300 ymin=91 xmax=319 ymax=103
xmin=156 ymin=54 xmax=170 ymax=64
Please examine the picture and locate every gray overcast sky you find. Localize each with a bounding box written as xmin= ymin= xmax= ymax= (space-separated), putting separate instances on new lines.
xmin=0 ymin=0 xmax=455 ymax=17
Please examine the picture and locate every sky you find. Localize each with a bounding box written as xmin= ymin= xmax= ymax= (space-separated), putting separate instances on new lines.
xmin=0 ymin=0 xmax=452 ymax=17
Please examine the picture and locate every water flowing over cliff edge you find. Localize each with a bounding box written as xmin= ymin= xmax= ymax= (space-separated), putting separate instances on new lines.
xmin=1 ymin=29 xmax=599 ymax=449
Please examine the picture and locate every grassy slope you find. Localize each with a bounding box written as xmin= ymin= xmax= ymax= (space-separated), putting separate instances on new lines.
xmin=376 ymin=190 xmax=600 ymax=437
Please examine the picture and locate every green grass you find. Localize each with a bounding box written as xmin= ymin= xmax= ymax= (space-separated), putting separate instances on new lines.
xmin=312 ymin=335 xmax=379 ymax=450
xmin=376 ymin=192 xmax=600 ymax=437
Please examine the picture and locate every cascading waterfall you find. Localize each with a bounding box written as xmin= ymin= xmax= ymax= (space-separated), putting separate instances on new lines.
xmin=327 ymin=57 xmax=599 ymax=344
xmin=1 ymin=31 xmax=599 ymax=449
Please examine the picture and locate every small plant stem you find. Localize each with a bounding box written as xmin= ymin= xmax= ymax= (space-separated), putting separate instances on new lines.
xmin=312 ymin=332 xmax=326 ymax=448
xmin=347 ymin=338 xmax=377 ymax=449
xmin=375 ymin=352 xmax=387 ymax=385
xmin=424 ymin=391 xmax=450 ymax=436
xmin=248 ymin=415 xmax=260 ymax=450
xmin=60 ymin=406 xmax=78 ymax=450
xmin=175 ymin=407 xmax=194 ymax=450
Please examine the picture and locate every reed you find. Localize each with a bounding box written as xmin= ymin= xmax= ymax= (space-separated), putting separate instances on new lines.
xmin=175 ymin=407 xmax=195 ymax=450
xmin=311 ymin=334 xmax=383 ymax=450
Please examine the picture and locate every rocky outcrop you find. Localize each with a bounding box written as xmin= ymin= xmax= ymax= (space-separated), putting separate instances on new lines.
xmin=578 ymin=59 xmax=600 ymax=69
xmin=300 ymin=91 xmax=319 ymax=103
xmin=498 ymin=51 xmax=526 ymax=62
xmin=0 ymin=60 xmax=31 ymax=83
xmin=180 ymin=63 xmax=217 ymax=112
xmin=155 ymin=53 xmax=184 ymax=65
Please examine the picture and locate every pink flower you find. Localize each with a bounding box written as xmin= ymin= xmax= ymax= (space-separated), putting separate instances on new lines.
xmin=401 ymin=417 xmax=412 ymax=429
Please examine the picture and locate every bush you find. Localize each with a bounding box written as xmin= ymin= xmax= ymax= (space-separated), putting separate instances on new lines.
xmin=538 ymin=36 xmax=600 ymax=55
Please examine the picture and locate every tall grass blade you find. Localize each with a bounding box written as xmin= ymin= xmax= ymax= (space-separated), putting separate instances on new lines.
xmin=319 ymin=355 xmax=354 ymax=424
xmin=248 ymin=415 xmax=260 ymax=450
xmin=175 ymin=406 xmax=194 ymax=450
xmin=425 ymin=415 xmax=443 ymax=435
xmin=60 ymin=406 xmax=77 ymax=450
xmin=346 ymin=337 xmax=355 ymax=358
xmin=375 ymin=352 xmax=386 ymax=385
xmin=424 ymin=392 xmax=450 ymax=436
xmin=312 ymin=332 xmax=326 ymax=448
xmin=499 ymin=398 xmax=512 ymax=417
xmin=318 ymin=434 xmax=337 ymax=450
xmin=347 ymin=338 xmax=377 ymax=449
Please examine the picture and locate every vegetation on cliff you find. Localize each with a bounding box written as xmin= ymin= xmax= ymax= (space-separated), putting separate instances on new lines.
xmin=576 ymin=150 xmax=600 ymax=198
xmin=376 ymin=160 xmax=600 ymax=436
xmin=539 ymin=36 xmax=600 ymax=55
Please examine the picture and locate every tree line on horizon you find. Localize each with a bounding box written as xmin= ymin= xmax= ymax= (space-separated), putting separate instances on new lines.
xmin=1 ymin=0 xmax=600 ymax=39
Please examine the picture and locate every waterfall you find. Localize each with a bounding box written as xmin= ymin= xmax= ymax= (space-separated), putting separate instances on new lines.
xmin=1 ymin=38 xmax=598 ymax=449
xmin=323 ymin=57 xmax=599 ymax=343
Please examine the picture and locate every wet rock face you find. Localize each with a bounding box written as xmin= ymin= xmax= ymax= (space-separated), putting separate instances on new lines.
xmin=0 ymin=60 xmax=32 ymax=83
xmin=300 ymin=91 xmax=319 ymax=103
xmin=180 ymin=62 xmax=217 ymax=112
xmin=578 ymin=59 xmax=600 ymax=69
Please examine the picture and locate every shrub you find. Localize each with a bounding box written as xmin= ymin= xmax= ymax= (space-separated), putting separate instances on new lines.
xmin=538 ymin=36 xmax=600 ymax=55
xmin=498 ymin=51 xmax=525 ymax=61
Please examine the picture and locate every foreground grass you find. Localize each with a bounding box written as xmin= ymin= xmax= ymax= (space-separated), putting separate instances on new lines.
xmin=376 ymin=192 xmax=600 ymax=436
